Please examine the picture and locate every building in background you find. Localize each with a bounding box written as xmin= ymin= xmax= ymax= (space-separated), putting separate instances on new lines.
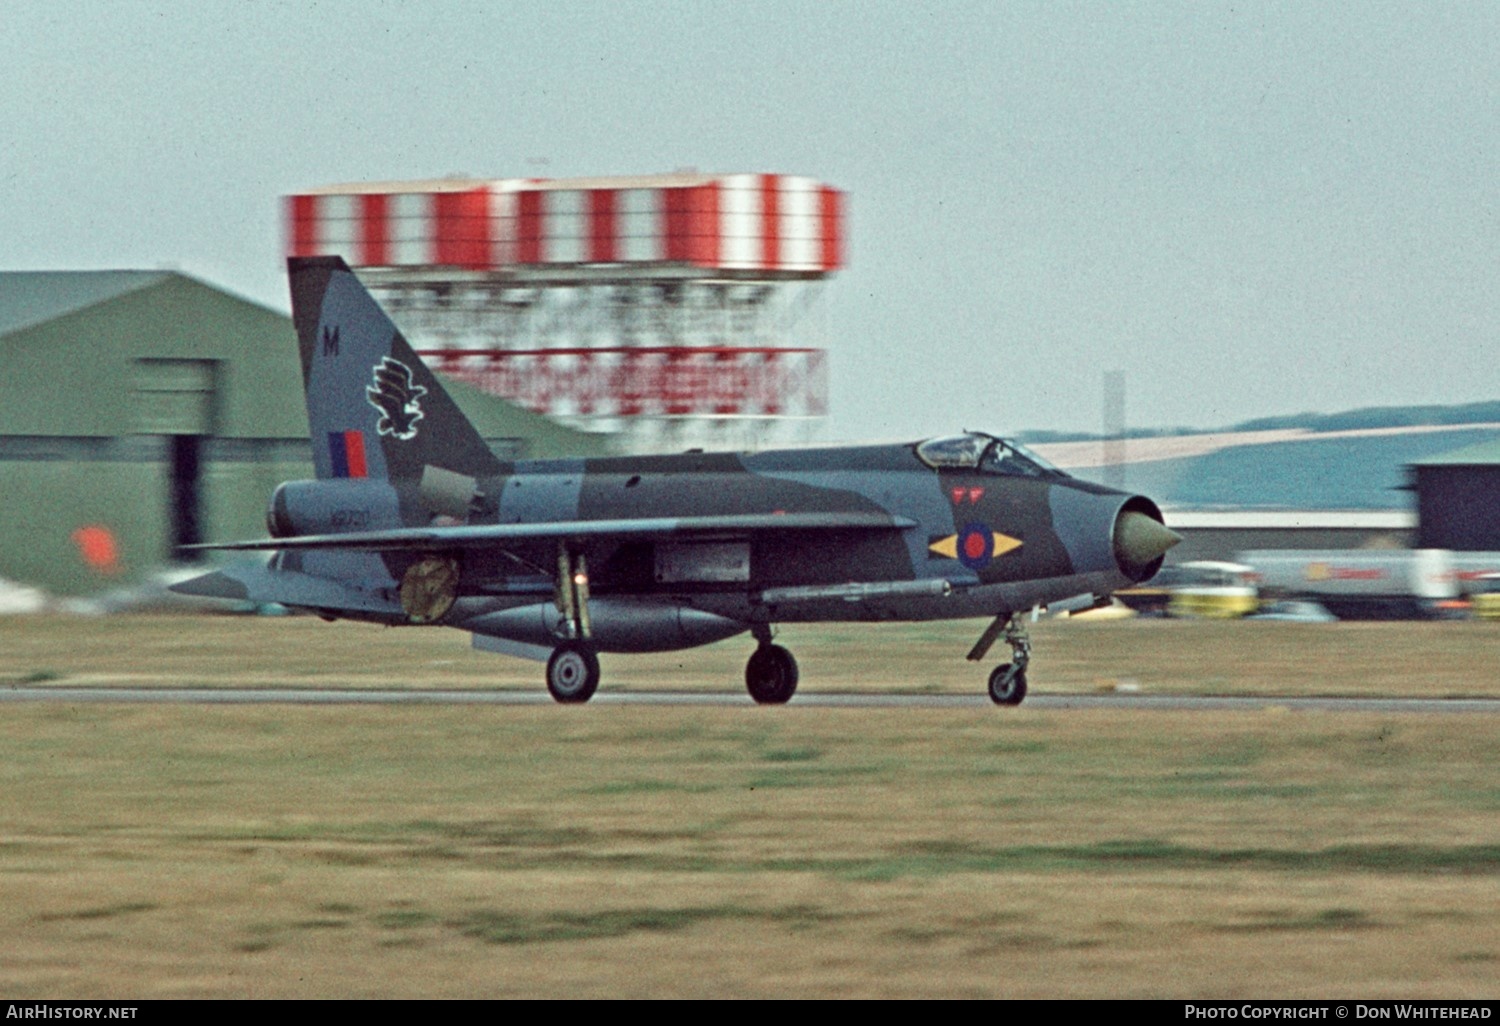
xmin=1411 ymin=440 xmax=1500 ymax=551
xmin=285 ymin=172 xmax=844 ymax=452
xmin=0 ymin=270 xmax=606 ymax=596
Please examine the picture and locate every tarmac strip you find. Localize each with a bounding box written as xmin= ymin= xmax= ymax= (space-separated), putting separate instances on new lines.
xmin=4 ymin=686 xmax=1500 ymax=713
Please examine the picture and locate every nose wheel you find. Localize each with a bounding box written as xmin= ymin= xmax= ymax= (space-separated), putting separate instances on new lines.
xmin=987 ymin=663 xmax=1027 ymax=705
xmin=969 ymin=613 xmax=1031 ymax=706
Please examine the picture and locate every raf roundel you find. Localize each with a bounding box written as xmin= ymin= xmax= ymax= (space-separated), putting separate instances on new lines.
xmin=957 ymin=522 xmax=994 ymax=571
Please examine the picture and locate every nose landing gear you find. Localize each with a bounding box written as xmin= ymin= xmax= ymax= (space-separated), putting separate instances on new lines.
xmin=969 ymin=613 xmax=1031 ymax=706
xmin=987 ymin=661 xmax=1027 ymax=705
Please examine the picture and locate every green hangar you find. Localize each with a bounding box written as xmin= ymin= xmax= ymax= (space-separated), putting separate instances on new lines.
xmin=0 ymin=270 xmax=605 ymax=597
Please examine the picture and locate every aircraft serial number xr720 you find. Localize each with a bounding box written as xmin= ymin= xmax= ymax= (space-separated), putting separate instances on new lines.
xmin=175 ymin=257 xmax=1180 ymax=706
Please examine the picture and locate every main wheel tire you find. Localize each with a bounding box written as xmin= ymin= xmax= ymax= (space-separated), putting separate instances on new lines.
xmin=546 ymin=643 xmax=600 ymax=704
xmin=745 ymin=644 xmax=798 ymax=705
xmin=988 ymin=663 xmax=1028 ymax=706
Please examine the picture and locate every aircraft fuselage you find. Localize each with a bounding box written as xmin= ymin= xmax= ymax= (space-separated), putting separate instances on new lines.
xmin=270 ymin=438 xmax=1167 ymax=641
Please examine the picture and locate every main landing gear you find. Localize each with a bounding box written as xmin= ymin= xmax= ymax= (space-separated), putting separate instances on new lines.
xmin=546 ymin=545 xmax=600 ymax=704
xmin=542 ymin=545 xmax=803 ymax=706
xmin=969 ymin=612 xmax=1031 ymax=706
xmin=745 ymin=629 xmax=799 ymax=705
xmin=546 ymin=641 xmax=600 ymax=704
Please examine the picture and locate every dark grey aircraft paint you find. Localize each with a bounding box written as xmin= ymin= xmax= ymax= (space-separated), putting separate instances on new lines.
xmin=175 ymin=256 xmax=1181 ymax=706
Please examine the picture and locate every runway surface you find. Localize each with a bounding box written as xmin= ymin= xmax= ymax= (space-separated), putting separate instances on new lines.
xmin=3 ymin=686 xmax=1499 ymax=713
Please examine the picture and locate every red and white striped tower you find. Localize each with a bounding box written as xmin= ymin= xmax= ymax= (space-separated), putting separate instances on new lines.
xmin=285 ymin=172 xmax=844 ymax=451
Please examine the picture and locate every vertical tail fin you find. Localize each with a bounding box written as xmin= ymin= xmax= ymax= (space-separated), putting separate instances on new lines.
xmin=288 ymin=256 xmax=503 ymax=483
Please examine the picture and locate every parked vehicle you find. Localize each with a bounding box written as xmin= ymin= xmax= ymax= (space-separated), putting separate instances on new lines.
xmin=1450 ymin=554 xmax=1500 ymax=620
xmin=1237 ymin=549 xmax=1459 ymax=620
xmin=1165 ymin=561 xmax=1260 ymax=619
xmin=1247 ymin=599 xmax=1338 ymax=622
xmin=1469 ymin=572 xmax=1500 ymax=622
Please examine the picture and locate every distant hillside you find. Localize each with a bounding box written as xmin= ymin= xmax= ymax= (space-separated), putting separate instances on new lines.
xmin=1229 ymin=401 xmax=1500 ymax=434
xmin=1017 ymin=400 xmax=1500 ymax=446
xmin=1025 ymin=401 xmax=1500 ymax=509
xmin=1079 ymin=429 xmax=1496 ymax=509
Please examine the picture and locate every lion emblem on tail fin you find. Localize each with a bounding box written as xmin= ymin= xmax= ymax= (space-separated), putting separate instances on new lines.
xmin=367 ymin=357 xmax=427 ymax=440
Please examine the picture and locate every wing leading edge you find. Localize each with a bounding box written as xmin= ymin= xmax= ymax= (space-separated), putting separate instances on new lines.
xmin=187 ymin=511 xmax=918 ymax=553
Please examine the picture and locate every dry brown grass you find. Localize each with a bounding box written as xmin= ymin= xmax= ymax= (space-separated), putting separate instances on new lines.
xmin=2 ymin=614 xmax=1499 ymax=998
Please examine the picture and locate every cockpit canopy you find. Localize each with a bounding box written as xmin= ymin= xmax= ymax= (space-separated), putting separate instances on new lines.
xmin=915 ymin=432 xmax=1063 ymax=478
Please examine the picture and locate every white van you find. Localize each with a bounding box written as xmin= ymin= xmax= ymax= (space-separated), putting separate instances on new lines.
xmin=1237 ymin=549 xmax=1459 ymax=620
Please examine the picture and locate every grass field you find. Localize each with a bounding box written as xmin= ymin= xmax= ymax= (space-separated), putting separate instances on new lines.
xmin=2 ymin=614 xmax=1499 ymax=998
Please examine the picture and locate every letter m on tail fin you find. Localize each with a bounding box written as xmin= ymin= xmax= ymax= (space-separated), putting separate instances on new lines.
xmin=287 ymin=256 xmax=503 ymax=483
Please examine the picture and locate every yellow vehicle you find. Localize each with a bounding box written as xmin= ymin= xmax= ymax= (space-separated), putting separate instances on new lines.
xmin=1166 ymin=561 xmax=1259 ymax=619
xmin=1472 ymin=573 xmax=1500 ymax=622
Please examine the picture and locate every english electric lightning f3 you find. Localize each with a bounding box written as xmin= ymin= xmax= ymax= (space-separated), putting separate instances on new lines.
xmin=175 ymin=257 xmax=1181 ymax=706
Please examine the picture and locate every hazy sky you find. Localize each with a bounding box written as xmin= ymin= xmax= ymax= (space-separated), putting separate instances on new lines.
xmin=4 ymin=1 xmax=1497 ymax=441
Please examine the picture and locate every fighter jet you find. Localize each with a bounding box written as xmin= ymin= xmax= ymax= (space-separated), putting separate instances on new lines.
xmin=174 ymin=256 xmax=1180 ymax=705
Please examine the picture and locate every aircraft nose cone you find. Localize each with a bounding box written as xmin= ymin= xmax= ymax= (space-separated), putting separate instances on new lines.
xmin=1113 ymin=510 xmax=1183 ymax=575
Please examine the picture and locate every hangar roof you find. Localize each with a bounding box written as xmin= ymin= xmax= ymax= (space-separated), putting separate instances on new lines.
xmin=0 ymin=268 xmax=609 ymax=457
xmin=0 ymin=271 xmax=170 ymax=338
xmin=1163 ymin=510 xmax=1415 ymax=530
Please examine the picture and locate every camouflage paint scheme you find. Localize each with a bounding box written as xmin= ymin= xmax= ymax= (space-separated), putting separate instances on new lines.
xmin=176 ymin=257 xmax=1179 ymax=704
